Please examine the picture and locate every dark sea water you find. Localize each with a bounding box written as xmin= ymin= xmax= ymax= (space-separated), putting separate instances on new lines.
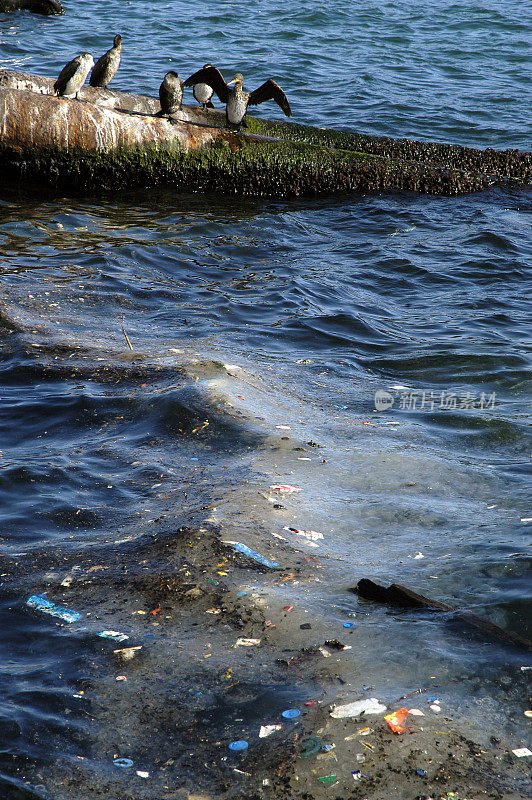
xmin=0 ymin=0 xmax=531 ymax=797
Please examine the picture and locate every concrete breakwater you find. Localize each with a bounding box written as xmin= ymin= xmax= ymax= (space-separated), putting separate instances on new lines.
xmin=1 ymin=69 xmax=530 ymax=197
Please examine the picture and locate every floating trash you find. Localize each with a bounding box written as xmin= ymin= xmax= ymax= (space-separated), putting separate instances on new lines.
xmin=284 ymin=526 xmax=324 ymax=541
xmin=259 ymin=724 xmax=282 ymax=738
xmin=98 ymin=630 xmax=129 ymax=643
xmin=430 ymin=704 xmax=441 ymax=713
xmin=223 ymin=541 xmax=279 ymax=568
xmin=343 ymin=622 xmax=355 ymax=628
xmin=385 ymin=708 xmax=409 ymax=734
xmin=114 ymin=646 xmax=142 ymax=660
xmin=26 ymin=595 xmax=81 ymax=623
xmin=318 ymin=774 xmax=337 ymax=784
xmin=512 ymin=747 xmax=532 ymax=757
xmin=269 ymin=484 xmax=301 ymax=494
xmin=136 ymin=771 xmax=149 ymax=778
xmin=281 ymin=709 xmax=300 ymax=719
xmin=236 ymin=637 xmax=261 ymax=647
xmin=330 ymin=698 xmax=387 ymax=718
xmin=408 ymin=708 xmax=425 ymax=716
xmin=113 ymin=757 xmax=134 ymax=768
xmin=351 ymin=770 xmax=362 ymax=780
xmin=299 ymin=737 xmax=322 ymax=758
xmin=236 ymin=591 xmax=247 ymax=598
xmin=416 ymin=768 xmax=427 ymax=777
xmin=228 ymin=740 xmax=248 ymax=751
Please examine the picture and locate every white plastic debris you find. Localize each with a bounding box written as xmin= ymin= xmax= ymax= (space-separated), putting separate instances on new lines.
xmin=512 ymin=748 xmax=532 ymax=757
xmin=113 ymin=646 xmax=142 ymax=661
xmin=521 ymin=517 xmax=532 ymax=523
xmin=414 ymin=552 xmax=424 ymax=559
xmin=330 ymin=698 xmax=387 ymax=718
xmin=136 ymin=771 xmax=149 ymax=778
xmin=259 ymin=724 xmax=282 ymax=738
xmin=430 ymin=704 xmax=441 ymax=713
xmin=318 ymin=646 xmax=332 ymax=658
xmin=408 ymin=708 xmax=425 ymax=716
xmin=284 ymin=526 xmax=324 ymax=541
xmin=235 ymin=638 xmax=261 ymax=647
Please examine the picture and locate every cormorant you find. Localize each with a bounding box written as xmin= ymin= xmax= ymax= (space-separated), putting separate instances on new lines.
xmin=191 ymin=63 xmax=215 ymax=110
xmin=155 ymin=71 xmax=183 ymax=117
xmin=89 ymin=34 xmax=122 ymax=88
xmin=184 ymin=66 xmax=291 ymax=126
xmin=53 ymin=53 xmax=94 ymax=99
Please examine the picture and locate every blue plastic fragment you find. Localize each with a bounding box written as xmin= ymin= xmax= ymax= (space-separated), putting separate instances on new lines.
xmin=98 ymin=631 xmax=130 ymax=643
xmin=113 ymin=757 xmax=134 ymax=768
xmin=228 ymin=740 xmax=248 ymax=751
xmin=427 ymin=696 xmax=439 ymax=703
xmin=343 ymin=622 xmax=355 ymax=628
xmin=281 ymin=709 xmax=300 ymax=719
xmin=27 ymin=595 xmax=81 ymax=623
xmin=224 ymin=541 xmax=279 ymax=569
xmin=416 ymin=769 xmax=427 ymax=777
xmin=333 ymin=405 xmax=348 ymax=409
xmin=236 ymin=591 xmax=247 ymax=598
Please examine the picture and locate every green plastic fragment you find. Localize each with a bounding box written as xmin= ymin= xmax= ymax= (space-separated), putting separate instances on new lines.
xmin=318 ymin=774 xmax=337 ymax=784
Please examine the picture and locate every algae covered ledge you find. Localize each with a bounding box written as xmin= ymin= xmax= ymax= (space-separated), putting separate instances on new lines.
xmin=0 ymin=69 xmax=531 ymax=197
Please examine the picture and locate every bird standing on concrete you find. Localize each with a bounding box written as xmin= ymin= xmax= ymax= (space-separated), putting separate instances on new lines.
xmin=184 ymin=66 xmax=291 ymax=127
xmin=89 ymin=34 xmax=122 ymax=88
xmin=191 ymin=63 xmax=215 ymax=110
xmin=155 ymin=71 xmax=183 ymax=117
xmin=53 ymin=53 xmax=94 ymax=99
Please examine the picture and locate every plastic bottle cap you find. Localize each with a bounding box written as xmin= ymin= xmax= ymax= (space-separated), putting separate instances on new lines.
xmin=282 ymin=709 xmax=300 ymax=719
xmin=228 ymin=740 xmax=248 ymax=751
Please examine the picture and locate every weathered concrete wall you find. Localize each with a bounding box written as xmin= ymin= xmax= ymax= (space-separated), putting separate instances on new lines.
xmin=0 ymin=69 xmax=530 ymax=198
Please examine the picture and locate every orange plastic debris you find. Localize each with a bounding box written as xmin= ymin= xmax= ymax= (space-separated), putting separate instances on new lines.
xmin=384 ymin=708 xmax=409 ymax=734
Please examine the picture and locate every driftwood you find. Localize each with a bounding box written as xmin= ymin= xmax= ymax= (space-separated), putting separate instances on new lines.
xmin=354 ymin=578 xmax=532 ymax=652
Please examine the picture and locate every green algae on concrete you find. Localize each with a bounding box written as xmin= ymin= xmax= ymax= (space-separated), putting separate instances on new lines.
xmin=1 ymin=69 xmax=530 ymax=197
xmin=0 ymin=133 xmax=490 ymax=197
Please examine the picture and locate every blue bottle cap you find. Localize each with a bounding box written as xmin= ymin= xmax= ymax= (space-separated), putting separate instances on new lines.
xmin=228 ymin=740 xmax=248 ymax=751
xmin=281 ymin=708 xmax=300 ymax=719
xmin=343 ymin=622 xmax=355 ymax=628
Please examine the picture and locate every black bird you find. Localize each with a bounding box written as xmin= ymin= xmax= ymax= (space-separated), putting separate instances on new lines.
xmin=155 ymin=71 xmax=183 ymax=117
xmin=90 ymin=34 xmax=122 ymax=88
xmin=53 ymin=53 xmax=94 ymax=99
xmin=184 ymin=66 xmax=291 ymax=127
xmin=191 ymin=63 xmax=215 ymax=110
